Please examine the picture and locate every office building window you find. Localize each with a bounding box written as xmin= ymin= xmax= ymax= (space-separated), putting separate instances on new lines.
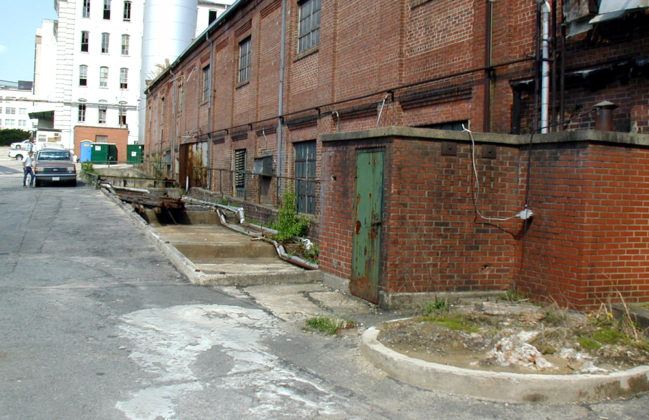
xmin=78 ymin=104 xmax=86 ymax=122
xmin=121 ymin=34 xmax=129 ymax=55
xmin=19 ymin=108 xmax=26 ymax=115
xmin=118 ymin=108 xmax=127 ymax=126
xmin=123 ymin=0 xmax=131 ymax=21
xmin=238 ymin=37 xmax=251 ymax=84
xmin=298 ymin=0 xmax=321 ymax=54
xmin=79 ymin=65 xmax=88 ymax=86
xmin=5 ymin=107 xmax=15 ymax=114
xmin=101 ymin=32 xmax=109 ymax=53
xmin=5 ymin=119 xmax=15 ymax=127
xmin=100 ymin=66 xmax=109 ymax=88
xmin=81 ymin=31 xmax=89 ymax=52
xmin=98 ymin=105 xmax=107 ymax=124
xmin=120 ymin=68 xmax=128 ymax=89
xmin=202 ymin=65 xmax=210 ymax=102
xmin=18 ymin=120 xmax=26 ymax=127
xmin=83 ymin=0 xmax=91 ymax=17
xmin=103 ymin=0 xmax=111 ymax=19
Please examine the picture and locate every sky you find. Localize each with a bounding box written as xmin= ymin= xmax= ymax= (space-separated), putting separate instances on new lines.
xmin=0 ymin=0 xmax=57 ymax=83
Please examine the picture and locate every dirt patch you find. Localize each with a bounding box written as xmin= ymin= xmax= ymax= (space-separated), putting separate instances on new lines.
xmin=378 ymin=299 xmax=649 ymax=375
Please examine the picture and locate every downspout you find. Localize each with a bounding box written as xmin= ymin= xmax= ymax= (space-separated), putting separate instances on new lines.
xmin=171 ymin=69 xmax=177 ymax=180
xmin=540 ymin=0 xmax=551 ymax=133
xmin=550 ymin=0 xmax=557 ymax=132
xmin=207 ymin=31 xmax=214 ymax=190
xmin=276 ymin=0 xmax=288 ymax=200
xmin=483 ymin=0 xmax=494 ymax=132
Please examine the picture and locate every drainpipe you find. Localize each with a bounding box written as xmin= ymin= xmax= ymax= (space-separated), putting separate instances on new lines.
xmin=207 ymin=31 xmax=214 ymax=190
xmin=540 ymin=0 xmax=551 ymax=134
xmin=483 ymin=0 xmax=494 ymax=132
xmin=276 ymin=0 xmax=288 ymax=200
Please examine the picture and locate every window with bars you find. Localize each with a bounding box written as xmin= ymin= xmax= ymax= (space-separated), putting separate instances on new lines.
xmin=100 ymin=66 xmax=109 ymax=88
xmin=103 ymin=0 xmax=111 ymax=19
xmin=81 ymin=31 xmax=89 ymax=52
xmin=120 ymin=68 xmax=128 ymax=89
xmin=121 ymin=34 xmax=129 ymax=55
xmin=101 ymin=32 xmax=110 ymax=53
xmin=238 ymin=37 xmax=251 ymax=84
xmin=98 ymin=105 xmax=107 ymax=124
xmin=202 ymin=65 xmax=210 ymax=102
xmin=78 ymin=104 xmax=86 ymax=122
xmin=79 ymin=65 xmax=88 ymax=86
xmin=234 ymin=149 xmax=246 ymax=197
xmin=298 ymin=0 xmax=321 ymax=54
xmin=83 ymin=0 xmax=91 ymax=17
xmin=123 ymin=0 xmax=131 ymax=21
xmin=294 ymin=140 xmax=316 ymax=214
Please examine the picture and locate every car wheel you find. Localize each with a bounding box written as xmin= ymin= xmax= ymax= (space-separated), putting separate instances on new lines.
xmin=15 ymin=154 xmax=23 ymax=160
xmin=70 ymin=179 xmax=77 ymax=187
xmin=34 ymin=179 xmax=40 ymax=187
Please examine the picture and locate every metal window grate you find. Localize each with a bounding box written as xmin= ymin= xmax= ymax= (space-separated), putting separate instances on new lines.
xmin=234 ymin=149 xmax=246 ymax=197
xmin=294 ymin=141 xmax=316 ymax=214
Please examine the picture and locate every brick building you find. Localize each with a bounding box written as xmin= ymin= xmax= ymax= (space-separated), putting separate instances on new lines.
xmin=144 ymin=0 xmax=649 ymax=308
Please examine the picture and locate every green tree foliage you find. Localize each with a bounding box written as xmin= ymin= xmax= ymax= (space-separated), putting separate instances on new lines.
xmin=0 ymin=129 xmax=32 ymax=146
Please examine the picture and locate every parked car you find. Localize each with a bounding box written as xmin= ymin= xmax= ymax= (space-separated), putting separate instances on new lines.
xmin=10 ymin=139 xmax=32 ymax=150
xmin=8 ymin=148 xmax=26 ymax=160
xmin=33 ymin=148 xmax=77 ymax=187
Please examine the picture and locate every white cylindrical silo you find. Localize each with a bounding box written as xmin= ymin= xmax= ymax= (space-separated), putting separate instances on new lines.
xmin=139 ymin=0 xmax=198 ymax=143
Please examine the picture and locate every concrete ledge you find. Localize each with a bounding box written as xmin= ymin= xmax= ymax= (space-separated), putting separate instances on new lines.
xmin=361 ymin=326 xmax=649 ymax=404
xmin=379 ymin=290 xmax=505 ymax=310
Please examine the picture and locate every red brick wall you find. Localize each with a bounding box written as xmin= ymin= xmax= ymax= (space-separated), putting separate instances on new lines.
xmin=73 ymin=126 xmax=128 ymax=162
xmin=320 ymin=131 xmax=649 ymax=309
xmin=520 ymin=143 xmax=649 ymax=309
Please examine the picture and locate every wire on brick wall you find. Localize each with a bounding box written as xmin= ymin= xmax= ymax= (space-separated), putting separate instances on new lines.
xmin=463 ymin=124 xmax=532 ymax=222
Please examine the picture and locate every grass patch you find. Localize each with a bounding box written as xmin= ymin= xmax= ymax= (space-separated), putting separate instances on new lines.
xmin=501 ymin=289 xmax=527 ymax=302
xmin=422 ymin=313 xmax=479 ymax=333
xmin=305 ymin=316 xmax=355 ymax=335
xmin=421 ymin=296 xmax=449 ymax=316
xmin=579 ymin=336 xmax=602 ymax=351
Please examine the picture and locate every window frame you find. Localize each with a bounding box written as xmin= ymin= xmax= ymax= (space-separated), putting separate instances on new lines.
xmin=99 ymin=66 xmax=109 ymax=88
xmin=78 ymin=104 xmax=87 ymax=122
xmin=297 ymin=0 xmax=321 ymax=55
xmin=234 ymin=148 xmax=247 ymax=197
xmin=81 ymin=31 xmax=89 ymax=52
xmin=121 ymin=34 xmax=129 ymax=55
xmin=237 ymin=37 xmax=251 ymax=85
xmin=103 ymin=0 xmax=111 ymax=19
xmin=201 ymin=65 xmax=211 ymax=102
xmin=123 ymin=0 xmax=131 ymax=21
xmin=120 ymin=67 xmax=128 ymax=89
xmin=82 ymin=0 xmax=91 ymax=18
xmin=294 ymin=140 xmax=317 ymax=214
xmin=101 ymin=32 xmax=110 ymax=54
xmin=98 ymin=105 xmax=107 ymax=124
xmin=79 ymin=65 xmax=88 ymax=86
xmin=118 ymin=108 xmax=127 ymax=126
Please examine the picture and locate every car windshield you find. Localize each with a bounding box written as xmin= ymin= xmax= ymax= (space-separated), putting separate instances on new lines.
xmin=38 ymin=151 xmax=70 ymax=161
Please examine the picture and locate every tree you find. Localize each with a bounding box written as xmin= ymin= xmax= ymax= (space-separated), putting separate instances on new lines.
xmin=0 ymin=129 xmax=32 ymax=146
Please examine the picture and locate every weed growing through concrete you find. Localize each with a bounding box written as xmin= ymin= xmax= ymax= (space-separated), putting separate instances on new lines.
xmin=305 ymin=316 xmax=355 ymax=335
xmin=272 ymin=191 xmax=310 ymax=242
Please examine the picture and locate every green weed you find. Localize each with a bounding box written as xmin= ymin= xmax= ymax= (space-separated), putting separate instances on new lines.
xmin=422 ymin=313 xmax=479 ymax=333
xmin=272 ymin=191 xmax=310 ymax=242
xmin=305 ymin=316 xmax=355 ymax=335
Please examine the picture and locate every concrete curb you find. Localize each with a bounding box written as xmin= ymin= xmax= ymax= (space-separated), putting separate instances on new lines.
xmin=361 ymin=326 xmax=649 ymax=404
xmin=101 ymin=188 xmax=322 ymax=286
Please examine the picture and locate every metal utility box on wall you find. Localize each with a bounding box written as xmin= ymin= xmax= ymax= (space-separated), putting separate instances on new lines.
xmin=127 ymin=144 xmax=144 ymax=163
xmin=90 ymin=143 xmax=118 ymax=164
xmin=253 ymin=156 xmax=273 ymax=177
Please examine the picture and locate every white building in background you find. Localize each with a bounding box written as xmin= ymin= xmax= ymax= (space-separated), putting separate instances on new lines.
xmin=0 ymin=81 xmax=37 ymax=131
xmin=36 ymin=0 xmax=232 ymax=156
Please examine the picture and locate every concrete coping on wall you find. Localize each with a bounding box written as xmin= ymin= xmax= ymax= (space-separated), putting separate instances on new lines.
xmin=361 ymin=325 xmax=649 ymax=404
xmin=321 ymin=126 xmax=649 ymax=148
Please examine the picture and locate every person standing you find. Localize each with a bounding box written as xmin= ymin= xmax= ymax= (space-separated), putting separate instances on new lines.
xmin=23 ymin=151 xmax=35 ymax=187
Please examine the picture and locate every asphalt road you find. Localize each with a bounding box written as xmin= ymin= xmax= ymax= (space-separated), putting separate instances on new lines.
xmin=0 ymin=147 xmax=647 ymax=419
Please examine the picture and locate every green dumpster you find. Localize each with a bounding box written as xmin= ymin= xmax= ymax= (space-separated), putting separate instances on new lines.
xmin=90 ymin=143 xmax=118 ymax=164
xmin=127 ymin=144 xmax=144 ymax=164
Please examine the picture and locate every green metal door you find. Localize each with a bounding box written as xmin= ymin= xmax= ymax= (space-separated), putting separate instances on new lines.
xmin=351 ymin=149 xmax=384 ymax=304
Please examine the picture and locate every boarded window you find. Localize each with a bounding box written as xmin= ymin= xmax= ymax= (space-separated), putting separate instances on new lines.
xmin=294 ymin=140 xmax=316 ymax=214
